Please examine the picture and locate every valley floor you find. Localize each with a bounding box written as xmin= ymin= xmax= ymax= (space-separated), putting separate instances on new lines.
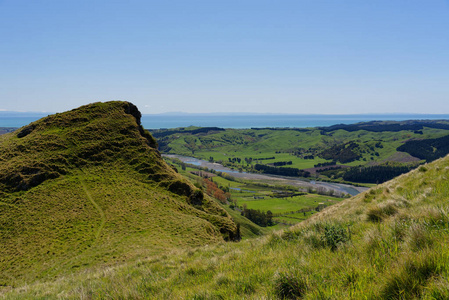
xmin=165 ymin=154 xmax=368 ymax=196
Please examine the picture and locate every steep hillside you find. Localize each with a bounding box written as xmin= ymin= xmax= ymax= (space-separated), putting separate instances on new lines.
xmin=4 ymin=153 xmax=449 ymax=299
xmin=0 ymin=101 xmax=237 ymax=286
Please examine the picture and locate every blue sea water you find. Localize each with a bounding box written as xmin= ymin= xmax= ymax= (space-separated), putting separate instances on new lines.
xmin=0 ymin=115 xmax=49 ymax=128
xmin=140 ymin=114 xmax=449 ymax=129
xmin=1 ymin=112 xmax=449 ymax=129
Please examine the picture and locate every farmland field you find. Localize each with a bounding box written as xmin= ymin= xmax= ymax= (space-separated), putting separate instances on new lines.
xmin=152 ymin=120 xmax=449 ymax=185
xmin=171 ymin=162 xmax=344 ymax=229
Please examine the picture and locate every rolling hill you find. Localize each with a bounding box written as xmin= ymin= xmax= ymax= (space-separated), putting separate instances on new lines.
xmin=2 ymin=103 xmax=449 ymax=299
xmin=0 ymin=101 xmax=238 ymax=286
xmin=3 ymin=151 xmax=449 ymax=299
xmin=150 ymin=121 xmax=449 ymax=166
xmin=150 ymin=120 xmax=449 ymax=184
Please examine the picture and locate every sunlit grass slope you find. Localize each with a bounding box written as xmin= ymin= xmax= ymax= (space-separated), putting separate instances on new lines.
xmin=0 ymin=101 xmax=237 ymax=286
xmin=4 ymin=153 xmax=449 ymax=299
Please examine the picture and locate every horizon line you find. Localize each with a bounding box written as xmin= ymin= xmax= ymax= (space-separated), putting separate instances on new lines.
xmin=2 ymin=110 xmax=449 ymax=116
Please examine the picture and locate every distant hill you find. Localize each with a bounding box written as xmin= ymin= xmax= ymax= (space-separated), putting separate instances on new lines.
xmin=318 ymin=119 xmax=449 ymax=132
xmin=0 ymin=101 xmax=238 ymax=286
xmin=0 ymin=128 xmax=16 ymax=135
xmin=149 ymin=120 xmax=449 ymax=185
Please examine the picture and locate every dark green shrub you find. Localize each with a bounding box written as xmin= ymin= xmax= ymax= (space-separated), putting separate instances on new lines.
xmin=321 ymin=223 xmax=349 ymax=251
xmin=367 ymin=202 xmax=398 ymax=222
xmin=419 ymin=165 xmax=428 ymax=172
xmin=274 ymin=272 xmax=307 ymax=299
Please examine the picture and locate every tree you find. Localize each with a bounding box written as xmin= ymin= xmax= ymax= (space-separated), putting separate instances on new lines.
xmin=267 ymin=210 xmax=273 ymax=226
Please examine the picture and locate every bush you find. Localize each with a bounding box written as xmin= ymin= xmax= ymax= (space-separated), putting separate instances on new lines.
xmin=367 ymin=202 xmax=398 ymax=222
xmin=419 ymin=165 xmax=428 ymax=172
xmin=303 ymin=230 xmax=325 ymax=249
xmin=321 ymin=223 xmax=349 ymax=251
xmin=381 ymin=252 xmax=442 ymax=299
xmin=274 ymin=272 xmax=308 ymax=299
xmin=408 ymin=224 xmax=434 ymax=251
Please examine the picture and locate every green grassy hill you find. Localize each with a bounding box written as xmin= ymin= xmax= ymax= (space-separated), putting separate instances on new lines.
xmin=3 ymin=105 xmax=449 ymax=299
xmin=3 ymin=141 xmax=449 ymax=298
xmin=150 ymin=122 xmax=449 ymax=184
xmin=0 ymin=101 xmax=238 ymax=286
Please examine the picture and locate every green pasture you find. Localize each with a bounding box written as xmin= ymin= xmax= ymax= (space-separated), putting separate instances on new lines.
xmin=160 ymin=126 xmax=449 ymax=174
xmin=274 ymin=210 xmax=318 ymax=224
xmin=236 ymin=194 xmax=340 ymax=214
xmin=168 ymin=157 xmax=343 ymax=227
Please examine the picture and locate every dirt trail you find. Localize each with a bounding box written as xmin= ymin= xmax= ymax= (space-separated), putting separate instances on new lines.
xmin=80 ymin=180 xmax=106 ymax=241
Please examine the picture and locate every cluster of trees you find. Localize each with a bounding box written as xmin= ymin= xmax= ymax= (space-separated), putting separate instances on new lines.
xmin=254 ymin=164 xmax=311 ymax=178
xmin=319 ymin=121 xmax=449 ymax=133
xmin=250 ymin=127 xmax=309 ymax=132
xmin=316 ymin=166 xmax=342 ymax=173
xmin=150 ymin=127 xmax=225 ymax=138
xmin=397 ymin=134 xmax=449 ymax=162
xmin=287 ymin=148 xmax=320 ymax=159
xmin=203 ymin=178 xmax=230 ymax=204
xmin=341 ymin=165 xmax=415 ymax=184
xmin=271 ymin=161 xmax=293 ymax=166
xmin=227 ymin=156 xmax=278 ymax=165
xmin=173 ymin=156 xmax=238 ymax=182
xmin=254 ymin=156 xmax=276 ymax=161
xmin=241 ymin=207 xmax=274 ymax=227
xmin=228 ymin=157 xmax=242 ymax=163
xmin=314 ymin=161 xmax=337 ymax=168
xmin=319 ymin=142 xmax=361 ymax=163
xmin=270 ymin=191 xmax=306 ymax=198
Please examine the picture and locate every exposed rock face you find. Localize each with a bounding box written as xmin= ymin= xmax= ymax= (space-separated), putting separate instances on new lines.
xmin=122 ymin=102 xmax=158 ymax=149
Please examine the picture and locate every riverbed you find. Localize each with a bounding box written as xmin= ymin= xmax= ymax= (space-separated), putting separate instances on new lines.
xmin=164 ymin=154 xmax=368 ymax=196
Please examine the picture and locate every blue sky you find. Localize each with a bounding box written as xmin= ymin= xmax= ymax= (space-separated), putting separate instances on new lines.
xmin=1 ymin=0 xmax=448 ymax=114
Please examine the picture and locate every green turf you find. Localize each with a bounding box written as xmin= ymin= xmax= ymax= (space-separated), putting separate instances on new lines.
xmin=0 ymin=101 xmax=238 ymax=286
xmin=5 ymin=151 xmax=449 ymax=299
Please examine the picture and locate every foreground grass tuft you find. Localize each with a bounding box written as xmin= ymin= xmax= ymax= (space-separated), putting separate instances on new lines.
xmin=275 ymin=271 xmax=308 ymax=299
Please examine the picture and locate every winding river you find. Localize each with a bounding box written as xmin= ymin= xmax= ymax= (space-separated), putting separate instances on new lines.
xmin=164 ymin=154 xmax=368 ymax=196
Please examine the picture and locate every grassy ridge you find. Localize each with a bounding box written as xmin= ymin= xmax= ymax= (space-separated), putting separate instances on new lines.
xmin=4 ymin=154 xmax=449 ymax=298
xmin=0 ymin=101 xmax=237 ymax=286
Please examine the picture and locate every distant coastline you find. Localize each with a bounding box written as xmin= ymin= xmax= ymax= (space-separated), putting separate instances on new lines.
xmin=2 ymin=112 xmax=449 ymax=129
xmin=140 ymin=113 xmax=449 ymax=129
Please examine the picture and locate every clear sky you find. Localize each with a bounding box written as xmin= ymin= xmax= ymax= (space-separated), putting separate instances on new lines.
xmin=1 ymin=0 xmax=448 ymax=114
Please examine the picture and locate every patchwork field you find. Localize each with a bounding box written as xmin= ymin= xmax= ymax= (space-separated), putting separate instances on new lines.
xmin=151 ymin=121 xmax=449 ymax=184
xmin=172 ymin=162 xmax=344 ymax=229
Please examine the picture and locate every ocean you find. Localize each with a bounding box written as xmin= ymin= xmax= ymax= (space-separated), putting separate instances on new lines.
xmin=140 ymin=114 xmax=449 ymax=129
xmin=1 ymin=113 xmax=449 ymax=129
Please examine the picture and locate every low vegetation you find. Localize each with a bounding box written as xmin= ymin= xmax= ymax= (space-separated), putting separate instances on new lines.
xmin=0 ymin=101 xmax=238 ymax=287
xmin=2 ymin=104 xmax=449 ymax=298
xmin=3 ymin=153 xmax=449 ymax=298
xmin=150 ymin=120 xmax=449 ymax=184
